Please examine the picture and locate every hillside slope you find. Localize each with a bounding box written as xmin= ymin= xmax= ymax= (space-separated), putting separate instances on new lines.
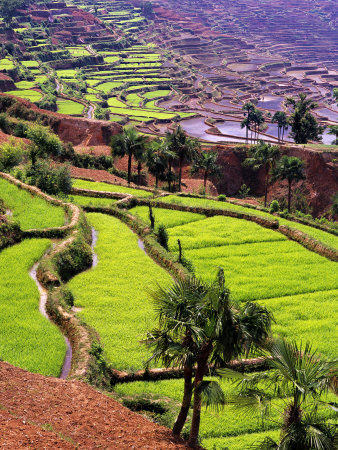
xmin=0 ymin=362 xmax=188 ymax=449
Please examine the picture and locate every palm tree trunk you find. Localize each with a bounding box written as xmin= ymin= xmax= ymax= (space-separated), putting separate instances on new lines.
xmin=188 ymin=346 xmax=212 ymax=448
xmin=178 ymin=160 xmax=183 ymax=192
xmin=204 ymin=170 xmax=208 ymax=189
xmin=168 ymin=161 xmax=172 ymax=192
xmin=288 ymin=179 xmax=292 ymax=212
xmin=155 ymin=174 xmax=158 ymax=188
xmin=172 ymin=365 xmax=193 ymax=436
xmin=128 ymin=154 xmax=132 ymax=185
xmin=264 ymin=166 xmax=269 ymax=207
xmin=137 ymin=161 xmax=142 ymax=186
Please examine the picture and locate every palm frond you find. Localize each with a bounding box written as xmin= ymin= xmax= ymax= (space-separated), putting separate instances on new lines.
xmin=197 ymin=380 xmax=226 ymax=411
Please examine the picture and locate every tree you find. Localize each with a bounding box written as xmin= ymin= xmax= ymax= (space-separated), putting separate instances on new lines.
xmin=145 ymin=268 xmax=273 ymax=447
xmin=146 ymin=140 xmax=174 ymax=188
xmin=166 ymin=126 xmax=200 ymax=192
xmin=111 ymin=127 xmax=146 ymax=185
xmin=0 ymin=0 xmax=27 ymax=27
xmin=327 ymin=125 xmax=338 ymax=146
xmin=286 ymin=94 xmax=324 ymax=144
xmin=0 ymin=138 xmax=24 ymax=172
xmin=25 ymin=125 xmax=63 ymax=167
xmin=243 ymin=141 xmax=280 ymax=207
xmin=272 ymin=156 xmax=305 ymax=212
xmin=242 ymin=102 xmax=255 ymax=144
xmin=191 ymin=150 xmax=220 ymax=189
xmin=223 ymin=338 xmax=337 ymax=450
xmin=251 ymin=108 xmax=265 ymax=143
xmin=271 ymin=111 xmax=289 ymax=143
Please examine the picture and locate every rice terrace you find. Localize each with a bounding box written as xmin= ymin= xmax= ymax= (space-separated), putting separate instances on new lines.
xmin=0 ymin=0 xmax=337 ymax=448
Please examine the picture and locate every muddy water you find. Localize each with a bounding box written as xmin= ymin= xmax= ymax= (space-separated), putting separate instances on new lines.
xmin=316 ymin=108 xmax=338 ymax=122
xmin=138 ymin=238 xmax=146 ymax=254
xmin=29 ymin=263 xmax=72 ymax=379
xmin=91 ymin=227 xmax=99 ymax=267
xmin=257 ymin=96 xmax=284 ymax=111
xmin=87 ymin=105 xmax=94 ymax=119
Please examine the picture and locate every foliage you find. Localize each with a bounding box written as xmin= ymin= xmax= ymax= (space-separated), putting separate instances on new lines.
xmin=243 ymin=141 xmax=280 ymax=206
xmin=25 ymin=124 xmax=63 ymax=166
xmin=238 ymin=184 xmax=250 ymax=198
xmin=111 ymin=127 xmax=146 ymax=185
xmin=223 ymin=338 xmax=338 ymax=449
xmin=286 ymin=94 xmax=324 ymax=144
xmin=26 ymin=161 xmax=72 ymax=196
xmin=157 ymin=224 xmax=169 ymax=251
xmin=272 ymin=156 xmax=305 ymax=212
xmin=270 ymin=200 xmax=279 ymax=213
xmin=0 ymin=0 xmax=27 ymax=26
xmin=191 ymin=150 xmax=220 ymax=189
xmin=0 ymin=138 xmax=24 ymax=172
xmin=271 ymin=112 xmax=289 ymax=143
xmin=218 ymin=194 xmax=227 ymax=202
xmin=0 ymin=239 xmax=66 ymax=376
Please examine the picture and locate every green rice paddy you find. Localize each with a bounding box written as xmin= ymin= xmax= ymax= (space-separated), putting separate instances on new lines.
xmin=0 ymin=239 xmax=66 ymax=376
xmin=72 ymin=179 xmax=153 ymax=197
xmin=57 ymin=99 xmax=84 ymax=115
xmin=0 ymin=178 xmax=65 ymax=230
xmin=6 ymin=89 xmax=42 ymax=102
xmin=68 ymin=213 xmax=172 ymax=371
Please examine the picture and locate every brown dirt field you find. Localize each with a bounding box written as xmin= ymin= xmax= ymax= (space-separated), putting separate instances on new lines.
xmin=0 ymin=362 xmax=189 ymax=449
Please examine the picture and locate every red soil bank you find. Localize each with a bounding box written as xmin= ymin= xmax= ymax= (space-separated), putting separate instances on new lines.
xmin=0 ymin=361 xmax=188 ymax=449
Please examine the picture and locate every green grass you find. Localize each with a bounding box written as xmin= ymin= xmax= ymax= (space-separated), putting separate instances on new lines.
xmin=0 ymin=178 xmax=65 ymax=230
xmin=15 ymin=80 xmax=36 ymax=89
xmin=6 ymin=89 xmax=42 ymax=102
xmin=129 ymin=206 xmax=205 ymax=229
xmin=0 ymin=58 xmax=14 ymax=70
xmin=0 ymin=239 xmax=66 ymax=376
xmin=126 ymin=93 xmax=143 ymax=107
xmin=167 ymin=216 xmax=286 ymax=251
xmin=96 ymin=81 xmax=123 ymax=93
xmin=108 ymin=105 xmax=176 ymax=120
xmin=107 ymin=97 xmax=127 ymax=107
xmin=66 ymin=46 xmax=90 ymax=56
xmin=159 ymin=196 xmax=338 ymax=250
xmin=21 ymin=60 xmax=39 ymax=68
xmin=144 ymin=100 xmax=160 ymax=110
xmin=56 ymin=69 xmax=77 ymax=79
xmin=104 ymin=56 xmax=120 ymax=63
xmin=68 ymin=213 xmax=172 ymax=371
xmin=203 ymin=430 xmax=281 ymax=450
xmin=57 ymin=99 xmax=84 ymax=115
xmin=72 ymin=179 xmax=154 ymax=198
xmin=70 ymin=195 xmax=117 ymax=207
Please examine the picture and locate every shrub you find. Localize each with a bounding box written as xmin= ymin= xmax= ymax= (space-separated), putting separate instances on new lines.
xmin=218 ymin=194 xmax=227 ymax=202
xmin=238 ymin=183 xmax=250 ymax=198
xmin=157 ymin=224 xmax=169 ymax=251
xmin=270 ymin=200 xmax=280 ymax=213
xmin=0 ymin=138 xmax=24 ymax=172
xmin=26 ymin=160 xmax=72 ymax=195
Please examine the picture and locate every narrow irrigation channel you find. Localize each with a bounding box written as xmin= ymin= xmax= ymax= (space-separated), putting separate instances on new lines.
xmin=29 ymin=263 xmax=72 ymax=379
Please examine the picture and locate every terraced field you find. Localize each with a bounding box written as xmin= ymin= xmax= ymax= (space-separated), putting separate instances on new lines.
xmin=0 ymin=178 xmax=65 ymax=230
xmin=68 ymin=213 xmax=172 ymax=371
xmin=0 ymin=239 xmax=66 ymax=376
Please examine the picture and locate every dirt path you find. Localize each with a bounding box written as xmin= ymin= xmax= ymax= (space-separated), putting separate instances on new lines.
xmin=0 ymin=362 xmax=188 ymax=449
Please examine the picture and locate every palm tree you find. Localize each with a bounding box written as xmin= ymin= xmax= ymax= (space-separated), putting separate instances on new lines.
xmin=272 ymin=156 xmax=305 ymax=212
xmin=271 ymin=111 xmax=289 ymax=143
xmin=286 ymin=94 xmax=324 ymax=144
xmin=327 ymin=125 xmax=338 ymax=146
xmin=111 ymin=127 xmax=146 ymax=185
xmin=252 ymin=109 xmax=265 ymax=143
xmin=166 ymin=126 xmax=200 ymax=192
xmin=243 ymin=140 xmax=280 ymax=207
xmin=191 ymin=150 xmax=220 ymax=189
xmin=145 ymin=268 xmax=273 ymax=447
xmin=146 ymin=140 xmax=175 ymax=188
xmin=242 ymin=102 xmax=255 ymax=144
xmin=222 ymin=338 xmax=337 ymax=450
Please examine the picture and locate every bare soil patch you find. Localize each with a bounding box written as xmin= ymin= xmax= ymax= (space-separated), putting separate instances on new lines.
xmin=0 ymin=362 xmax=188 ymax=449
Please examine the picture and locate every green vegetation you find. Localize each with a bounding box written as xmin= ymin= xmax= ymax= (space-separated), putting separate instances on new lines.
xmin=130 ymin=206 xmax=205 ymax=229
xmin=158 ymin=195 xmax=338 ymax=249
xmin=0 ymin=177 xmax=65 ymax=230
xmin=68 ymin=213 xmax=172 ymax=371
xmin=21 ymin=60 xmax=39 ymax=68
xmin=0 ymin=58 xmax=14 ymax=70
xmin=70 ymin=195 xmax=117 ymax=207
xmin=57 ymin=99 xmax=84 ymax=115
xmin=72 ymin=178 xmax=153 ymax=197
xmin=0 ymin=239 xmax=66 ymax=376
xmin=6 ymin=89 xmax=42 ymax=102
